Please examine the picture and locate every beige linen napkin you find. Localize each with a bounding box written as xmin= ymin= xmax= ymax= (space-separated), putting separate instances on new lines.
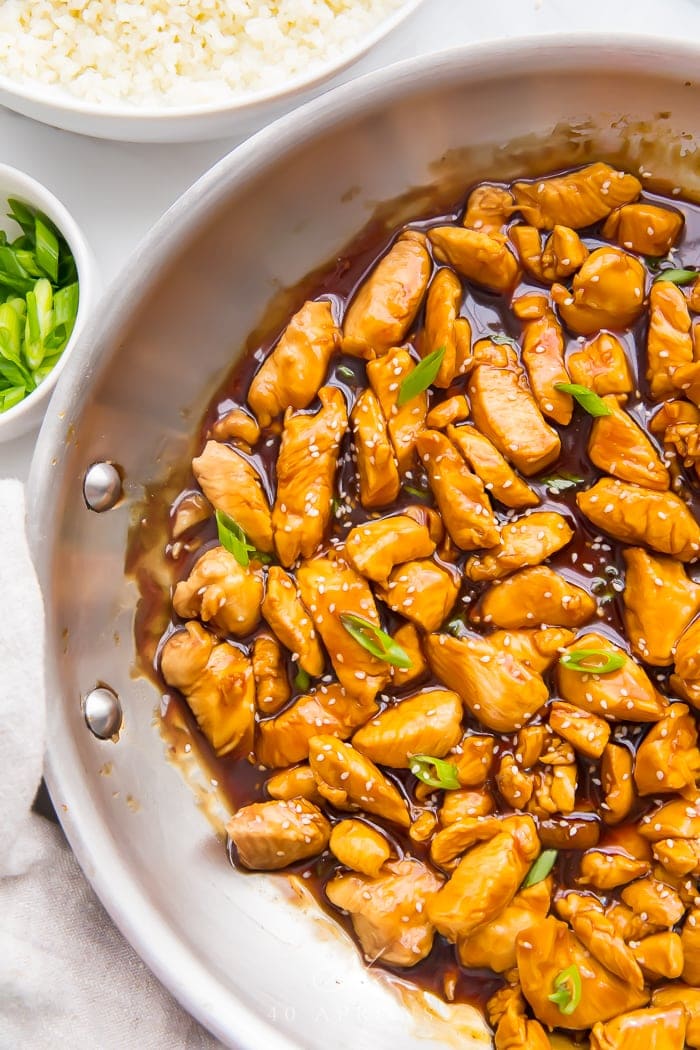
xmin=0 ymin=479 xmax=221 ymax=1049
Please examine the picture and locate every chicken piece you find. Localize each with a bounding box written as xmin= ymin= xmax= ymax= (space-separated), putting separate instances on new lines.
xmin=409 ymin=811 xmax=438 ymax=845
xmin=426 ymin=394 xmax=470 ymax=429
xmin=557 ymin=631 xmax=666 ymax=722
xmin=428 ymin=226 xmax=520 ymax=293
xmin=328 ymin=819 xmax=391 ymax=877
xmin=577 ymin=477 xmax=700 ymax=561
xmin=192 ymin=440 xmax=273 ymax=553
xmin=256 ymin=683 xmax=377 ymax=768
xmin=171 ymin=491 xmax=211 ymax=541
xmin=463 ymin=183 xmax=514 ymax=234
xmin=588 ymin=396 xmax=670 ymax=490
xmin=422 ymin=268 xmax=471 ymax=387
xmin=252 ymin=634 xmax=290 ymax=716
xmin=429 ymin=814 xmax=503 ymax=868
xmin=272 ymin=386 xmax=347 ymax=567
xmin=457 ymin=879 xmax=551 ymax=973
xmin=517 ymin=294 xmax=573 ymax=425
xmin=538 ymin=817 xmax=601 ymax=853
xmin=552 ymin=247 xmax=646 ymax=336
xmin=342 ymin=230 xmax=431 ymax=358
xmin=527 ymin=764 xmax=577 ymax=818
xmin=248 ymin=300 xmax=340 ymax=427
xmin=622 ymin=549 xmax=700 ymax=666
xmin=496 ymin=753 xmax=535 ymax=808
xmin=674 ymin=617 xmax=700 ymax=690
xmin=296 ymin=554 xmax=391 ymax=704
xmin=265 ymin=764 xmax=320 ymax=803
xmin=566 ymin=331 xmax=634 ymax=396
xmin=261 ymin=566 xmax=325 ymax=677
xmin=161 ymin=621 xmax=255 ymax=757
xmin=227 ymin=798 xmax=330 ymax=871
xmin=352 ymin=689 xmax=463 ymax=768
xmin=489 ymin=626 xmax=576 ymax=673
xmin=516 ymin=915 xmax=649 ymax=1030
xmin=632 ymin=932 xmax=684 ymax=980
xmin=652 ymin=986 xmax=700 ymax=1048
xmin=427 ymin=818 xmax=540 ymax=941
xmin=451 ymin=734 xmax=496 ymax=788
xmin=467 ymin=342 xmax=561 ymax=476
xmin=391 ymin=623 xmax=427 ymax=688
xmin=488 ymin=985 xmax=527 ymax=1030
xmin=661 ymin=417 xmax=700 ymax=478
xmin=350 ymin=388 xmax=400 ymax=509
xmin=494 ymin=997 xmax=552 ymax=1050
xmin=621 ymin=875 xmax=685 ymax=928
xmin=578 ymin=848 xmax=650 ymax=889
xmin=591 ymin=1006 xmax=686 ymax=1050
xmin=325 ymin=858 xmax=443 ymax=966
xmin=517 ymin=724 xmax=548 ymax=767
xmin=673 ymin=359 xmax=700 ymax=407
xmin=173 ymin=545 xmax=264 ymax=637
xmin=209 ymin=407 xmax=260 ymax=447
xmin=465 ymin=512 xmax=573 ymax=583
xmin=549 ymin=702 xmax=610 ymax=760
xmin=475 ymin=566 xmax=595 ymax=629
xmin=538 ymin=734 xmax=575 ymax=766
xmin=568 ymin=904 xmax=644 ymax=989
xmin=603 ymin=202 xmax=683 ymax=257
xmin=448 ymin=424 xmax=539 ymax=509
xmin=367 ymin=347 xmax=427 ymax=474
xmin=635 ymin=703 xmax=700 ymax=796
xmin=426 ymin=632 xmax=548 ymax=733
xmin=512 ymin=163 xmax=641 ymax=230
xmin=650 ymin=398 xmax=700 ymax=438
xmin=639 ymin=801 xmax=700 ymax=878
xmin=647 ymin=281 xmax=694 ymax=400
xmin=683 ymin=909 xmax=700 ymax=985
xmin=344 ymin=514 xmax=435 ymax=583
xmin=378 ymin=559 xmax=459 ymax=632
xmin=415 ymin=429 xmax=500 ymax=550
xmin=308 ymin=735 xmax=409 ymax=827
xmin=439 ymin=786 xmax=494 ymax=824
xmin=511 ymin=224 xmax=589 ymax=283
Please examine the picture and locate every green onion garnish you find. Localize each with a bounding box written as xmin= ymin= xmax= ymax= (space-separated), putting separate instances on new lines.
xmin=522 ymin=849 xmax=558 ymax=887
xmin=403 ymin=484 xmax=429 ymax=500
xmin=216 ymin=510 xmax=251 ymax=566
xmin=35 ymin=214 xmax=59 ymax=283
xmin=554 ymin=382 xmax=611 ymax=417
xmin=491 ymin=333 xmax=519 ymax=347
xmin=541 ymin=473 xmax=584 ymax=494
xmin=559 ymin=648 xmax=625 ymax=674
xmin=294 ymin=666 xmax=311 ymax=692
xmin=410 ymin=754 xmax=460 ymax=790
xmin=339 ymin=612 xmax=412 ymax=669
xmin=548 ymin=965 xmax=582 ymax=1016
xmin=653 ymin=267 xmax=698 ymax=285
xmin=397 ymin=346 xmax=446 ymax=406
xmin=336 ymin=365 xmax=355 ymax=380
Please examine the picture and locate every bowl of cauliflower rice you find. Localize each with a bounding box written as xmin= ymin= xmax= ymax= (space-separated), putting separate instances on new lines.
xmin=0 ymin=0 xmax=423 ymax=142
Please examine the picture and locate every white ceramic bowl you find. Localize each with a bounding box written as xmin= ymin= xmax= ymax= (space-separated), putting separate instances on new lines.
xmin=0 ymin=1 xmax=424 ymax=143
xmin=0 ymin=164 xmax=98 ymax=443
xmin=28 ymin=33 xmax=700 ymax=1050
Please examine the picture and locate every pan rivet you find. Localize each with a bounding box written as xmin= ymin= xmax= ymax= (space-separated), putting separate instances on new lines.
xmin=83 ymin=462 xmax=122 ymax=512
xmin=83 ymin=686 xmax=122 ymax=740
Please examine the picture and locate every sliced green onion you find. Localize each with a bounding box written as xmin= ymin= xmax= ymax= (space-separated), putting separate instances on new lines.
xmin=541 ymin=473 xmax=584 ymax=494
xmin=654 ymin=267 xmax=698 ymax=285
xmin=446 ymin=616 xmax=469 ymax=638
xmin=548 ymin=965 xmax=582 ymax=1016
xmin=339 ymin=612 xmax=412 ymax=669
xmin=491 ymin=333 xmax=519 ymax=347
xmin=294 ymin=666 xmax=311 ymax=692
xmin=0 ymin=302 xmax=22 ymax=361
xmin=215 ymin=509 xmax=250 ymax=566
xmin=35 ymin=214 xmax=59 ymax=282
xmin=554 ymin=382 xmax=611 ymax=417
xmin=7 ymin=198 xmax=35 ymax=235
xmin=410 ymin=754 xmax=460 ymax=790
xmin=522 ymin=849 xmax=558 ymax=888
xmin=403 ymin=484 xmax=429 ymax=500
xmin=397 ymin=346 xmax=446 ymax=406
xmin=559 ymin=648 xmax=625 ymax=674
xmin=24 ymin=279 xmax=53 ymax=369
xmin=336 ymin=365 xmax=355 ymax=380
xmin=0 ymin=385 xmax=25 ymax=411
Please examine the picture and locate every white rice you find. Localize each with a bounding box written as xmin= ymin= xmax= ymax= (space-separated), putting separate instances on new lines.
xmin=0 ymin=0 xmax=405 ymax=108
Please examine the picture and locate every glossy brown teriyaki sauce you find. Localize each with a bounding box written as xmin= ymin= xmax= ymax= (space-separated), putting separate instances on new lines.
xmin=128 ymin=170 xmax=700 ymax=1017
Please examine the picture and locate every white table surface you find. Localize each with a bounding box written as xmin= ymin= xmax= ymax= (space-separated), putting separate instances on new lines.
xmin=3 ymin=0 xmax=700 ymax=485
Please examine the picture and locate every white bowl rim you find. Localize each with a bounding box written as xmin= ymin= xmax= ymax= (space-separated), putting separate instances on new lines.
xmin=0 ymin=162 xmax=97 ymax=433
xmin=29 ymin=30 xmax=700 ymax=1049
xmin=0 ymin=0 xmax=424 ymax=123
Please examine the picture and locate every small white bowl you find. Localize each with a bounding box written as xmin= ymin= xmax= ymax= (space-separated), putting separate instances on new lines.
xmin=0 ymin=0 xmax=424 ymax=143
xmin=0 ymin=163 xmax=98 ymax=443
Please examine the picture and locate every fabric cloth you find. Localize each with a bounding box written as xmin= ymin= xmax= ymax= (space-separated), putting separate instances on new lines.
xmin=0 ymin=480 xmax=221 ymax=1049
